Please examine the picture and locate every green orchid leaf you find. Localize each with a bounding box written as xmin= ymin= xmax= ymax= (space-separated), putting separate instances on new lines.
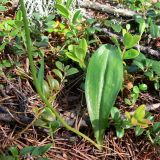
xmin=85 ymin=44 xmax=123 ymax=145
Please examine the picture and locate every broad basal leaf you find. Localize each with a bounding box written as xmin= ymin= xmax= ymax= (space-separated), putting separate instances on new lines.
xmin=85 ymin=44 xmax=123 ymax=145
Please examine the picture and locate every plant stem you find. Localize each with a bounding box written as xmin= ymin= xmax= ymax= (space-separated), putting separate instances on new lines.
xmin=19 ymin=0 xmax=101 ymax=150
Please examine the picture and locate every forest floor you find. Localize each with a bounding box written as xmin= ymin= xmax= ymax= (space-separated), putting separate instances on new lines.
xmin=0 ymin=0 xmax=160 ymax=159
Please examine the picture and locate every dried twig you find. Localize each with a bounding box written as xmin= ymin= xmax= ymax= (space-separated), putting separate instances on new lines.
xmin=79 ymin=0 xmax=138 ymax=17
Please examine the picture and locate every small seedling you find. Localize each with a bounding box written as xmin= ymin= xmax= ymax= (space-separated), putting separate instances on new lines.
xmin=125 ymin=83 xmax=148 ymax=106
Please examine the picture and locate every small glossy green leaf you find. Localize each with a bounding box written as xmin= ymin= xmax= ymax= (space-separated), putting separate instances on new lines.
xmin=155 ymin=2 xmax=160 ymax=8
xmin=53 ymin=69 xmax=63 ymax=79
xmin=125 ymin=111 xmax=131 ymax=119
xmin=112 ymin=23 xmax=122 ymax=33
xmin=139 ymin=84 xmax=147 ymax=91
xmin=72 ymin=10 xmax=81 ymax=24
xmin=31 ymin=144 xmax=52 ymax=156
xmin=135 ymin=126 xmax=144 ymax=136
xmin=65 ymin=52 xmax=79 ymax=62
xmin=152 ymin=61 xmax=160 ymax=76
xmin=1 ymin=60 xmax=11 ymax=68
xmin=66 ymin=68 xmax=79 ymax=76
xmin=68 ymin=44 xmax=74 ymax=52
xmin=123 ymin=33 xmax=141 ymax=49
xmin=122 ymin=29 xmax=127 ymax=36
xmin=85 ymin=44 xmax=123 ymax=145
xmin=0 ymin=42 xmax=6 ymax=51
xmin=135 ymin=17 xmax=146 ymax=35
xmin=47 ymin=76 xmax=60 ymax=91
xmin=20 ymin=146 xmax=34 ymax=155
xmin=9 ymin=146 xmax=19 ymax=156
xmin=123 ymin=49 xmax=140 ymax=59
xmin=15 ymin=20 xmax=23 ymax=27
xmin=64 ymin=65 xmax=70 ymax=71
xmin=86 ymin=18 xmax=96 ymax=25
xmin=16 ymin=10 xmax=23 ymax=21
xmin=41 ymin=108 xmax=56 ymax=122
xmin=131 ymin=117 xmax=138 ymax=125
xmin=134 ymin=105 xmax=145 ymax=121
xmin=111 ymin=36 xmax=120 ymax=47
xmin=139 ymin=21 xmax=146 ymax=35
xmin=133 ymin=86 xmax=140 ymax=94
xmin=50 ymin=121 xmax=60 ymax=131
xmin=104 ymin=20 xmax=112 ymax=27
xmin=133 ymin=60 xmax=144 ymax=71
xmin=111 ymin=107 xmax=120 ymax=120
xmin=34 ymin=119 xmax=47 ymax=127
xmin=145 ymin=71 xmax=154 ymax=79
xmin=124 ymin=98 xmax=132 ymax=105
xmin=126 ymin=24 xmax=131 ymax=31
xmin=10 ymin=29 xmax=19 ymax=37
xmin=75 ymin=47 xmax=85 ymax=61
xmin=43 ymin=80 xmax=50 ymax=98
xmin=150 ymin=22 xmax=160 ymax=38
xmin=79 ymin=38 xmax=88 ymax=58
xmin=55 ymin=4 xmax=69 ymax=18
xmin=116 ymin=127 xmax=124 ymax=138
xmin=55 ymin=61 xmax=64 ymax=71
xmin=154 ymin=82 xmax=159 ymax=90
xmin=152 ymin=122 xmax=160 ymax=133
xmin=66 ymin=0 xmax=73 ymax=8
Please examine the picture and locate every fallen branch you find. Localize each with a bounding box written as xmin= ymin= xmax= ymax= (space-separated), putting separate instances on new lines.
xmin=145 ymin=103 xmax=160 ymax=111
xmin=79 ymin=0 xmax=138 ymax=17
xmin=100 ymin=28 xmax=160 ymax=58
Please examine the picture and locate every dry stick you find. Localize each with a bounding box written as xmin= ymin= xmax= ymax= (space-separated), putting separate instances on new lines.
xmin=19 ymin=0 xmax=100 ymax=150
xmin=79 ymin=0 xmax=138 ymax=17
xmin=145 ymin=103 xmax=160 ymax=111
xmin=100 ymin=28 xmax=160 ymax=58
